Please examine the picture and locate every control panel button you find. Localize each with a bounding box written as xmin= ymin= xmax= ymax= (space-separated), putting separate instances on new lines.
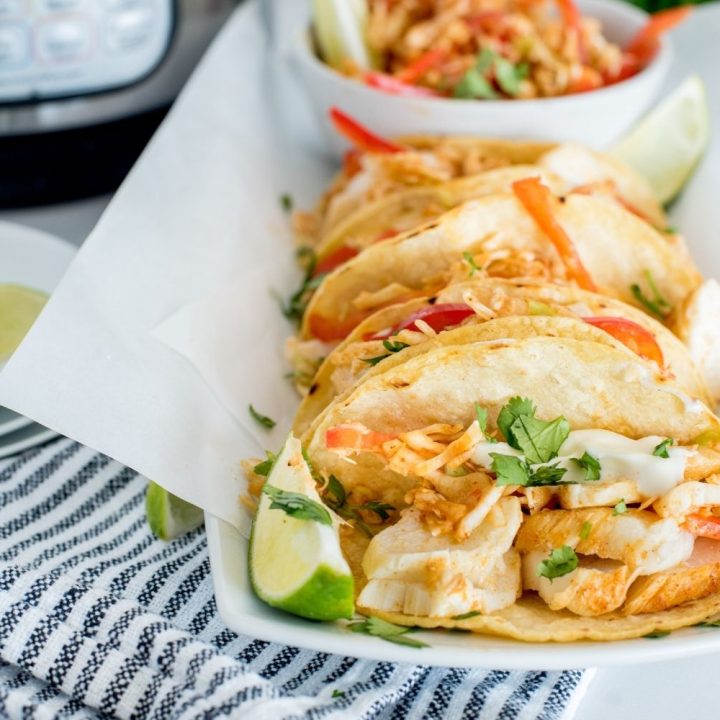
xmin=105 ymin=7 xmax=153 ymax=52
xmin=0 ymin=22 xmax=28 ymax=68
xmin=36 ymin=17 xmax=91 ymax=62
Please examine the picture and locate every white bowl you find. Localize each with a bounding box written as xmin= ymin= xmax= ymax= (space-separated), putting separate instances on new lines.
xmin=295 ymin=0 xmax=672 ymax=154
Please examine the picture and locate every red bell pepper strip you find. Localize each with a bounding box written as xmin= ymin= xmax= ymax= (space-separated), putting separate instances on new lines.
xmin=512 ymin=177 xmax=597 ymax=292
xmin=364 ymin=71 xmax=442 ymax=97
xmin=583 ymin=316 xmax=664 ymax=366
xmin=683 ymin=514 xmax=720 ymax=541
xmin=625 ymin=6 xmax=692 ymax=67
xmin=326 ymin=425 xmax=396 ymax=451
xmin=396 ymin=49 xmax=445 ymax=84
xmin=329 ymin=107 xmax=404 ymax=154
xmin=367 ymin=303 xmax=475 ymax=340
xmin=313 ymin=246 xmax=360 ymax=277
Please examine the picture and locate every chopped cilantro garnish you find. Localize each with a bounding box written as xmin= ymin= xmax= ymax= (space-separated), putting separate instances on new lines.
xmin=356 ymin=500 xmax=395 ymax=521
xmin=454 ymin=49 xmax=527 ymax=99
xmin=490 ymin=453 xmax=568 ymax=487
xmin=261 ymin=485 xmax=332 ymax=525
xmin=463 ymin=251 xmax=480 ymax=276
xmin=280 ymin=193 xmax=293 ymax=212
xmin=490 ymin=453 xmax=529 ymax=486
xmin=571 ymin=451 xmax=601 ymax=481
xmin=538 ymin=546 xmax=578 ymax=580
xmin=362 ymin=340 xmax=409 ymax=366
xmin=253 ymin=450 xmax=278 ymax=477
xmin=474 ymin=403 xmax=496 ymax=442
xmin=580 ymin=521 xmax=592 ymax=540
xmin=653 ymin=438 xmax=674 ymax=458
xmin=282 ymin=247 xmax=325 ymax=325
xmin=331 ymin=689 xmax=345 ymax=698
xmin=497 ymin=397 xmax=569 ymax=463
xmin=325 ymin=474 xmax=346 ymax=506
xmin=452 ymin=610 xmax=482 ymax=620
xmin=494 ymin=56 xmax=529 ymax=96
xmin=347 ymin=616 xmax=429 ymax=648
xmin=249 ymin=404 xmax=276 ymax=429
xmin=613 ymin=498 xmax=628 ymax=515
xmin=531 ymin=463 xmax=568 ymax=485
xmin=697 ymin=619 xmax=720 ymax=628
xmin=644 ymin=630 xmax=671 ymax=639
xmin=630 ymin=270 xmax=671 ymax=318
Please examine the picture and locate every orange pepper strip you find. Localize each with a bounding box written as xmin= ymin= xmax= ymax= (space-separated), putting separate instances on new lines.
xmin=583 ymin=316 xmax=664 ymax=366
xmin=326 ymin=425 xmax=396 ymax=451
xmin=396 ymin=49 xmax=445 ymax=84
xmin=329 ymin=107 xmax=404 ymax=154
xmin=512 ymin=177 xmax=597 ymax=292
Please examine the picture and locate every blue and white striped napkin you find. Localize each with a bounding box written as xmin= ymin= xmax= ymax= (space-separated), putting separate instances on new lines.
xmin=0 ymin=438 xmax=592 ymax=719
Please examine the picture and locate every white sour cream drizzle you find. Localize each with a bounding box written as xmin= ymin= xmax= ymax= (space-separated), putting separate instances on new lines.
xmin=470 ymin=428 xmax=691 ymax=498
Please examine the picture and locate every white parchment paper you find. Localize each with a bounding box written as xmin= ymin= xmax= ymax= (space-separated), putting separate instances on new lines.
xmin=0 ymin=0 xmax=717 ymax=541
xmin=0 ymin=0 xmax=328 ymax=537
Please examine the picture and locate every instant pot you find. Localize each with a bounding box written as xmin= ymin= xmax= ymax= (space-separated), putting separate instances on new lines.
xmin=0 ymin=0 xmax=237 ymax=207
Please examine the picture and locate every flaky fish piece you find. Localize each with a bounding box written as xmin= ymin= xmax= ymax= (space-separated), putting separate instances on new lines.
xmin=515 ymin=508 xmax=694 ymax=575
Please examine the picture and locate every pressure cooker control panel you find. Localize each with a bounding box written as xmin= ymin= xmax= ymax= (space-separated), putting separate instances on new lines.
xmin=0 ymin=0 xmax=173 ymax=103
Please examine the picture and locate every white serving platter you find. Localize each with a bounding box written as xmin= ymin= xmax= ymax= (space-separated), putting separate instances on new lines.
xmin=205 ymin=3 xmax=720 ymax=669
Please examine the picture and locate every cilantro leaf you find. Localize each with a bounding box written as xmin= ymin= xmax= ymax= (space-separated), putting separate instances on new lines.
xmin=538 ymin=546 xmax=578 ymax=580
xmin=463 ymin=252 xmax=480 ymax=276
xmin=356 ymin=500 xmax=395 ymax=521
xmin=490 ymin=453 xmax=529 ymax=486
xmin=331 ymin=689 xmax=345 ymax=698
xmin=580 ymin=521 xmax=592 ymax=540
xmin=613 ymin=498 xmax=628 ymax=515
xmin=261 ymin=484 xmax=332 ymax=525
xmin=452 ymin=610 xmax=482 ymax=620
xmin=653 ymin=439 xmax=674 ymax=458
xmin=280 ymin=193 xmax=293 ymax=212
xmin=530 ymin=463 xmax=568 ymax=485
xmin=362 ymin=340 xmax=409 ymax=366
xmin=282 ymin=248 xmax=325 ymax=324
xmin=630 ymin=270 xmax=671 ymax=319
xmin=571 ymin=451 xmax=601 ymax=481
xmin=253 ymin=450 xmax=278 ymax=477
xmin=325 ymin=474 xmax=346 ymax=507
xmin=474 ymin=403 xmax=496 ymax=442
xmin=347 ymin=616 xmax=428 ymax=648
xmin=249 ymin=405 xmax=276 ymax=429
xmin=510 ymin=414 xmax=570 ymax=464
xmin=497 ymin=397 xmax=536 ymax=441
xmin=454 ymin=68 xmax=497 ymax=99
xmin=494 ymin=56 xmax=528 ymax=96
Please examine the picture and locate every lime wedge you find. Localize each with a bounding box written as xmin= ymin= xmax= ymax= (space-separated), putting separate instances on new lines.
xmin=611 ymin=75 xmax=710 ymax=205
xmin=249 ymin=435 xmax=354 ymax=621
xmin=0 ymin=284 xmax=48 ymax=363
xmin=145 ymin=481 xmax=203 ymax=540
xmin=312 ymin=0 xmax=374 ymax=70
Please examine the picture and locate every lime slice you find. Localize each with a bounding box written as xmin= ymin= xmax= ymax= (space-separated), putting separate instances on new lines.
xmin=312 ymin=0 xmax=374 ymax=70
xmin=611 ymin=75 xmax=710 ymax=205
xmin=145 ymin=481 xmax=203 ymax=540
xmin=0 ymin=284 xmax=48 ymax=363
xmin=249 ymin=435 xmax=354 ymax=621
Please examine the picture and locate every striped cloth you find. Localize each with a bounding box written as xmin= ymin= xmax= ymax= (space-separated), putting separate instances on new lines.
xmin=0 ymin=438 xmax=593 ymax=719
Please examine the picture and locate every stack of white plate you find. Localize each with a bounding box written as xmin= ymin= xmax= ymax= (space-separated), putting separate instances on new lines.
xmin=0 ymin=220 xmax=77 ymax=459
